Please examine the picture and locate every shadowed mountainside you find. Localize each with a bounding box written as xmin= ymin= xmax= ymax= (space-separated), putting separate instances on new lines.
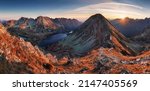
xmin=111 ymin=17 xmax=150 ymax=37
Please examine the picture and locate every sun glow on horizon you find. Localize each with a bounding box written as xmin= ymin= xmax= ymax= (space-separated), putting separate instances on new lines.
xmin=119 ymin=15 xmax=127 ymax=20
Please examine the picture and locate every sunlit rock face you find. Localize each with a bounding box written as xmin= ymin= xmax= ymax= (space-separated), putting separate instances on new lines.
xmin=0 ymin=25 xmax=54 ymax=73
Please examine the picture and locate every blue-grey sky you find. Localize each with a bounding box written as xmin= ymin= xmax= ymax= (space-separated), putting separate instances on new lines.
xmin=0 ymin=0 xmax=150 ymax=21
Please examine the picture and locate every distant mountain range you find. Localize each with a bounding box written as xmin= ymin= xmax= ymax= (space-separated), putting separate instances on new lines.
xmin=3 ymin=16 xmax=150 ymax=38
xmin=3 ymin=16 xmax=82 ymax=33
xmin=111 ymin=17 xmax=150 ymax=37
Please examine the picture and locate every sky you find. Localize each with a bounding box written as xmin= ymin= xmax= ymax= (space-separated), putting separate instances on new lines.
xmin=0 ymin=0 xmax=150 ymax=21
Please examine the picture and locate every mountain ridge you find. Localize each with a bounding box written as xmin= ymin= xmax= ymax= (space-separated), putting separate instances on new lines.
xmin=4 ymin=16 xmax=81 ymax=33
xmin=111 ymin=17 xmax=150 ymax=37
xmin=48 ymin=14 xmax=141 ymax=57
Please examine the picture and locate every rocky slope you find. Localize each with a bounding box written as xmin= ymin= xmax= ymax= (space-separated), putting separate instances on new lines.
xmin=54 ymin=48 xmax=150 ymax=74
xmin=0 ymin=23 xmax=54 ymax=73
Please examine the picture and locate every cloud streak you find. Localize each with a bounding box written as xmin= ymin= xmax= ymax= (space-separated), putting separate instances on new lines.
xmin=74 ymin=2 xmax=143 ymax=11
xmin=66 ymin=2 xmax=146 ymax=20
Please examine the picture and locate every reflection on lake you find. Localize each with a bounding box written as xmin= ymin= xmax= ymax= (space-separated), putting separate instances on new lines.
xmin=39 ymin=33 xmax=67 ymax=47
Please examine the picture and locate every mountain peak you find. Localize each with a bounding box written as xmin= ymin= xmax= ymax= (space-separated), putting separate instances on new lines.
xmin=85 ymin=14 xmax=106 ymax=22
xmin=77 ymin=13 xmax=111 ymax=34
xmin=90 ymin=14 xmax=105 ymax=18
xmin=49 ymin=14 xmax=139 ymax=57
xmin=19 ymin=17 xmax=30 ymax=21
xmin=37 ymin=16 xmax=50 ymax=20
xmin=36 ymin=16 xmax=60 ymax=31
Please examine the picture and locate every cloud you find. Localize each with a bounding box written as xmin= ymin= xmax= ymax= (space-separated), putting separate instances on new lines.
xmin=74 ymin=2 xmax=143 ymax=12
xmin=66 ymin=2 xmax=146 ymax=20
